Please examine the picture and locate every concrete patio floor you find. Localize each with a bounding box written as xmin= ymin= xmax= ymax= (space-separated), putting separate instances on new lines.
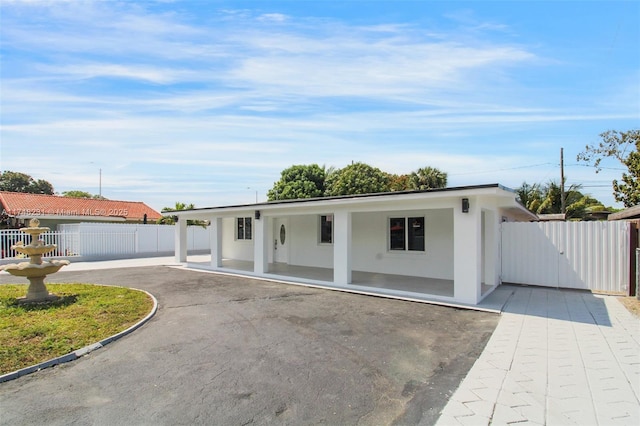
xmin=187 ymin=258 xmax=496 ymax=310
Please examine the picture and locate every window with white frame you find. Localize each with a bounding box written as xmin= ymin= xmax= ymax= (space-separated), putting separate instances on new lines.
xmin=319 ymin=214 xmax=333 ymax=244
xmin=389 ymin=216 xmax=425 ymax=251
xmin=237 ymin=217 xmax=252 ymax=240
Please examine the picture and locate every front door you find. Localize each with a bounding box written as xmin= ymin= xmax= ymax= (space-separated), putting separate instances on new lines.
xmin=273 ymin=218 xmax=289 ymax=264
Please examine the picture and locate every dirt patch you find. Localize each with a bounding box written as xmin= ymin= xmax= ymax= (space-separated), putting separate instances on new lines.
xmin=619 ymin=296 xmax=640 ymax=317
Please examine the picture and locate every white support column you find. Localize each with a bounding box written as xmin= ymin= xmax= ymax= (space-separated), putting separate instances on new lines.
xmin=175 ymin=217 xmax=187 ymax=263
xmin=210 ymin=217 xmax=222 ymax=268
xmin=254 ymin=214 xmax=268 ymax=274
xmin=482 ymin=209 xmax=498 ymax=287
xmin=333 ymin=210 xmax=352 ymax=285
xmin=453 ymin=197 xmax=482 ymax=304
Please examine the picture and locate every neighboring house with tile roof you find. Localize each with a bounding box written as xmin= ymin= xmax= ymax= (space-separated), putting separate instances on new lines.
xmin=0 ymin=191 xmax=162 ymax=230
xmin=608 ymin=204 xmax=640 ymax=221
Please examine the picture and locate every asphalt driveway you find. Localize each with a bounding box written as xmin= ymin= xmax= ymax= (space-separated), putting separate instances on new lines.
xmin=0 ymin=266 xmax=499 ymax=425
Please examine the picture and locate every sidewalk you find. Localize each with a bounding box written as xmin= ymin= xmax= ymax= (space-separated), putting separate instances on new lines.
xmin=436 ymin=286 xmax=640 ymax=425
xmin=42 ymin=255 xmax=211 ymax=272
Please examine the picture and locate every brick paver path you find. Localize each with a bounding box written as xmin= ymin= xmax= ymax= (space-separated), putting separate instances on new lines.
xmin=436 ymin=287 xmax=640 ymax=425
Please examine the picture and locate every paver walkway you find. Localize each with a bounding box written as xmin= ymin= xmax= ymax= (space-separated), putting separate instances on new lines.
xmin=436 ymin=286 xmax=640 ymax=425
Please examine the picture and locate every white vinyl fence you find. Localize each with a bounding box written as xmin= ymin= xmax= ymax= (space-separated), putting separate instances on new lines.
xmin=1 ymin=223 xmax=209 ymax=261
xmin=0 ymin=230 xmax=78 ymax=259
xmin=501 ymin=221 xmax=630 ymax=293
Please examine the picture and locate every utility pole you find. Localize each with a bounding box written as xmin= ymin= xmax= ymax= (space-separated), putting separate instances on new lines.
xmin=560 ymin=148 xmax=565 ymax=215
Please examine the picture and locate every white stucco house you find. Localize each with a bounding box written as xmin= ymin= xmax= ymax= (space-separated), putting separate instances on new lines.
xmin=171 ymin=184 xmax=536 ymax=307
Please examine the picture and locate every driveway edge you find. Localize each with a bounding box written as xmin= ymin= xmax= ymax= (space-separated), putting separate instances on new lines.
xmin=0 ymin=289 xmax=158 ymax=384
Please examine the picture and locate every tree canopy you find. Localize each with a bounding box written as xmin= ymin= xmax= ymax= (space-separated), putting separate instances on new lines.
xmin=62 ymin=190 xmax=106 ymax=199
xmin=409 ymin=166 xmax=448 ymax=190
xmin=157 ymin=202 xmax=207 ymax=227
xmin=267 ymin=163 xmax=448 ymax=200
xmin=577 ymin=129 xmax=640 ymax=207
xmin=267 ymin=164 xmax=326 ymax=201
xmin=516 ymin=180 xmax=606 ymax=220
xmin=0 ymin=171 xmax=54 ymax=195
xmin=324 ymin=162 xmax=390 ymax=197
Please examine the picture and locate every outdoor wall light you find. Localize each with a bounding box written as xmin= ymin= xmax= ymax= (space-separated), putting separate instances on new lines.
xmin=255 ymin=210 xmax=261 ymax=220
xmin=462 ymin=198 xmax=470 ymax=213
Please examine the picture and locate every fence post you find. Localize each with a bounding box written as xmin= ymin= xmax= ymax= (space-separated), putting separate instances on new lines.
xmin=630 ymin=221 xmax=639 ymax=297
xmin=636 ymin=248 xmax=640 ymax=300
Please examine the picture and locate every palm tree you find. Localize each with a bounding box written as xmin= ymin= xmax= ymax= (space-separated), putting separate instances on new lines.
xmin=409 ymin=167 xmax=448 ymax=190
xmin=157 ymin=202 xmax=203 ymax=226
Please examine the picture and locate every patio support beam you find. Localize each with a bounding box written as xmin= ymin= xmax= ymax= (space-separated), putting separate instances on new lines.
xmin=333 ymin=210 xmax=352 ymax=285
xmin=254 ymin=215 xmax=268 ymax=274
xmin=175 ymin=217 xmax=187 ymax=263
xmin=454 ymin=197 xmax=482 ymax=304
xmin=210 ymin=217 xmax=222 ymax=268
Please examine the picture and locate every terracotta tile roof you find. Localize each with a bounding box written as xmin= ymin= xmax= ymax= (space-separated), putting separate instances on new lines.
xmin=0 ymin=191 xmax=162 ymax=221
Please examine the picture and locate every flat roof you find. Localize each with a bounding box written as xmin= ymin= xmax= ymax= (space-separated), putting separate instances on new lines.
xmin=167 ymin=183 xmax=512 ymax=214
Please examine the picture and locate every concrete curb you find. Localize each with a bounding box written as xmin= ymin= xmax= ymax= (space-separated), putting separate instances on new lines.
xmin=0 ymin=288 xmax=158 ymax=384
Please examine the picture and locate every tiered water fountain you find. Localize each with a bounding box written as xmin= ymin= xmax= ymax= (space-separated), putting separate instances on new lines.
xmin=0 ymin=218 xmax=70 ymax=303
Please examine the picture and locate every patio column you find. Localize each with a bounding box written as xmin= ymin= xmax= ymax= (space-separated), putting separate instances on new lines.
xmin=482 ymin=209 xmax=498 ymax=287
xmin=333 ymin=210 xmax=352 ymax=285
xmin=175 ymin=217 xmax=187 ymax=263
xmin=210 ymin=217 xmax=222 ymax=268
xmin=453 ymin=197 xmax=482 ymax=304
xmin=253 ymin=214 xmax=268 ymax=274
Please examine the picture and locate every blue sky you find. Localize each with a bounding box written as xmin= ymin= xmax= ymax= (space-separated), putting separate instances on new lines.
xmin=1 ymin=0 xmax=638 ymax=211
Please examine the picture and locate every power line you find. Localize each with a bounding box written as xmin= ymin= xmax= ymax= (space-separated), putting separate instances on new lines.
xmin=449 ymin=162 xmax=555 ymax=176
xmin=565 ymin=163 xmax=626 ymax=171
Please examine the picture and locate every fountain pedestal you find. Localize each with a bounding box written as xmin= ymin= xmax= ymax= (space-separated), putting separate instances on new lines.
xmin=0 ymin=219 xmax=70 ymax=303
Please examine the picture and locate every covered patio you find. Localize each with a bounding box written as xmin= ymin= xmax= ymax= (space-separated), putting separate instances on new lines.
xmin=172 ymin=184 xmax=536 ymax=307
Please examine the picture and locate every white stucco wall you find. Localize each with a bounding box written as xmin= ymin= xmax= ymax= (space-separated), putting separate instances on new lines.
xmin=287 ymin=214 xmax=334 ymax=268
xmin=278 ymin=208 xmax=454 ymax=280
xmin=351 ymin=208 xmax=454 ymax=279
xmin=221 ymin=217 xmax=254 ymax=261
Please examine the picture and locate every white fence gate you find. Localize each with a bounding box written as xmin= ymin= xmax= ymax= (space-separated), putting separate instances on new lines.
xmin=501 ymin=221 xmax=630 ymax=293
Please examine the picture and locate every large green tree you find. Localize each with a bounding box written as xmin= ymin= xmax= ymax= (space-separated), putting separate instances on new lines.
xmin=267 ymin=164 xmax=326 ymax=201
xmin=577 ymin=129 xmax=640 ymax=207
xmin=0 ymin=171 xmax=54 ymax=194
xmin=324 ymin=162 xmax=389 ymax=196
xmin=387 ymin=173 xmax=411 ymax=191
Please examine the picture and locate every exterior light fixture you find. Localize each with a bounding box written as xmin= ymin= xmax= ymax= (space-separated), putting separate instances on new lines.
xmin=255 ymin=210 xmax=261 ymax=220
xmin=462 ymin=198 xmax=469 ymax=213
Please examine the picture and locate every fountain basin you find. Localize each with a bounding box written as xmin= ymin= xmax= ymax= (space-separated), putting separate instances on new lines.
xmin=13 ymin=245 xmax=59 ymax=257
xmin=1 ymin=260 xmax=70 ymax=277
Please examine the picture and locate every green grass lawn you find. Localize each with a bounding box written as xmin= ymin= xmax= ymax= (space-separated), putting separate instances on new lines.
xmin=0 ymin=283 xmax=154 ymax=375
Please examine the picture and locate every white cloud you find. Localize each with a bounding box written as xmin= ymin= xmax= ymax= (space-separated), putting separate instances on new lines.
xmin=37 ymin=63 xmax=200 ymax=84
xmin=1 ymin=1 xmax=637 ymax=210
xmin=257 ymin=13 xmax=288 ymax=23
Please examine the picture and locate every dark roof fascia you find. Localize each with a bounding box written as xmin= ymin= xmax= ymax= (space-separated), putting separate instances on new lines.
xmin=167 ymin=183 xmax=511 ymax=215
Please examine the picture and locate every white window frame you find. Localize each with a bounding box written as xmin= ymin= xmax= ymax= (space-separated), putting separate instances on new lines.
xmin=318 ymin=214 xmax=333 ymax=245
xmin=236 ymin=217 xmax=252 ymax=241
xmin=388 ymin=216 xmax=425 ymax=252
